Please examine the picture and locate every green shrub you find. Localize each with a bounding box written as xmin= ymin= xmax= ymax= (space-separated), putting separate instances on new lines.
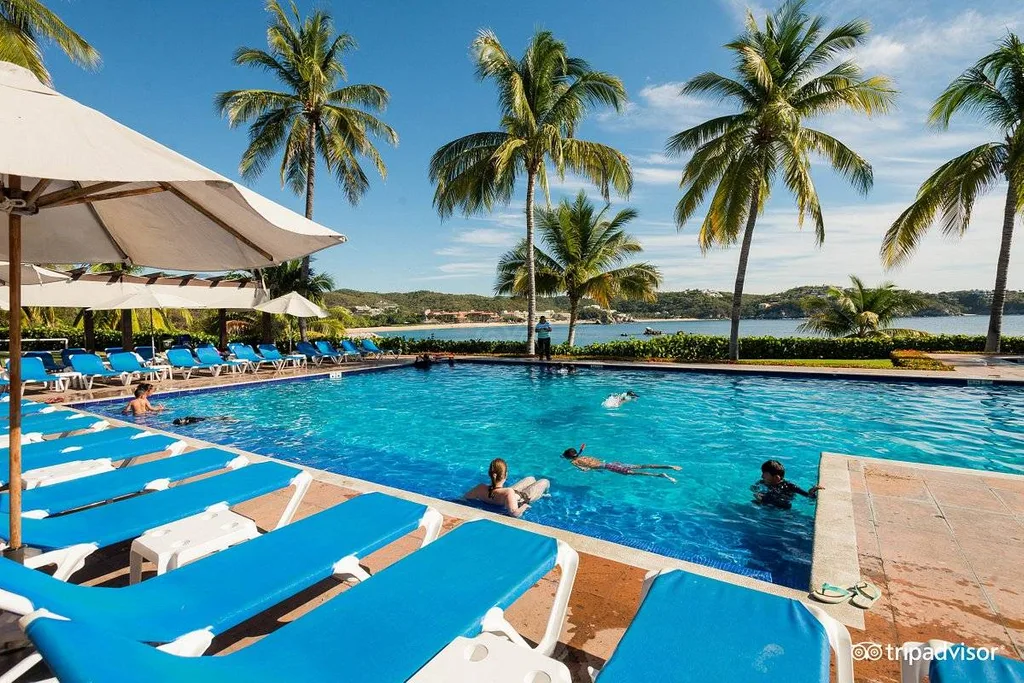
xmin=375 ymin=332 xmax=1024 ymax=360
xmin=0 ymin=325 xmax=217 ymax=351
xmin=890 ymin=349 xmax=953 ymax=371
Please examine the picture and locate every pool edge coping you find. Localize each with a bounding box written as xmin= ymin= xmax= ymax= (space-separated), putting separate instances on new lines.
xmin=812 ymin=454 xmax=866 ymax=629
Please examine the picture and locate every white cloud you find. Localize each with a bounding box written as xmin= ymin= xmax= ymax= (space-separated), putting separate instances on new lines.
xmin=633 ymin=167 xmax=681 ymax=186
xmin=599 ymin=82 xmax=724 ymax=133
xmin=453 ymin=228 xmax=517 ymax=247
xmin=437 ymin=262 xmax=496 ymax=276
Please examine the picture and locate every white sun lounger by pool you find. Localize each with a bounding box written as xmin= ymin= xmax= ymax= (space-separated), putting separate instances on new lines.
xmin=0 ymin=493 xmax=441 ymax=683
xmin=0 ymin=461 xmax=312 ymax=580
xmin=18 ymin=518 xmax=578 ymax=682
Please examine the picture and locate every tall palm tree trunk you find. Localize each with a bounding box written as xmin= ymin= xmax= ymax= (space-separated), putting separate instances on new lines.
xmin=261 ymin=312 xmax=273 ymax=344
xmin=525 ymin=166 xmax=538 ymax=356
xmin=120 ymin=310 xmax=134 ymax=351
xmin=82 ymin=309 xmax=95 ymax=352
xmin=567 ymin=297 xmax=579 ymax=347
xmin=299 ymin=123 xmax=316 ymax=343
xmin=729 ymin=191 xmax=760 ymax=361
xmin=985 ymin=176 xmax=1017 ymax=353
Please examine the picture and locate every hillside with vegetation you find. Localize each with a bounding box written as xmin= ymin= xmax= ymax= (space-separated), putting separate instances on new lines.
xmin=324 ymin=287 xmax=1024 ymax=327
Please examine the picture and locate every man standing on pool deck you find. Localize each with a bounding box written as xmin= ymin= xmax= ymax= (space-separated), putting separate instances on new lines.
xmin=535 ymin=316 xmax=552 ymax=361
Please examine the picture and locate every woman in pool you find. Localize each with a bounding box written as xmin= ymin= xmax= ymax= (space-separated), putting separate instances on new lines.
xmin=464 ymin=458 xmax=549 ymax=518
xmin=562 ymin=444 xmax=681 ymax=482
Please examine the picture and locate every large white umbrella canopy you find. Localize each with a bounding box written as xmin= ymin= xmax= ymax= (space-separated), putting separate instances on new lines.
xmin=0 ymin=262 xmax=68 ymax=286
xmin=90 ymin=290 xmax=204 ymax=311
xmin=255 ymin=291 xmax=328 ymax=319
xmin=0 ymin=62 xmax=347 ymax=553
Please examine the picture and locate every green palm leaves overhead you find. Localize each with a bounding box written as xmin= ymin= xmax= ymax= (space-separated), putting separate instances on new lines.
xmin=496 ymin=191 xmax=660 ymax=346
xmin=668 ymin=0 xmax=895 ymax=360
xmin=216 ymin=0 xmax=395 ymax=338
xmin=797 ymin=275 xmax=922 ymax=338
xmin=883 ymin=33 xmax=1024 ymax=353
xmin=430 ymin=29 xmax=632 ymax=354
xmin=0 ymin=0 xmax=99 ymax=85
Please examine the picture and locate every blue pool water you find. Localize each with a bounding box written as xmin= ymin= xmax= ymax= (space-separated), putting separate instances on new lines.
xmin=92 ymin=365 xmax=1024 ymax=589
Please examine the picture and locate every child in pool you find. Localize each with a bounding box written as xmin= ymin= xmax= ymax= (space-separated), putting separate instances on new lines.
xmin=751 ymin=459 xmax=823 ymax=510
xmin=562 ymin=444 xmax=680 ymax=482
xmin=464 ymin=458 xmax=549 ymax=518
xmin=602 ymin=391 xmax=638 ymax=408
xmin=122 ymin=384 xmax=164 ymax=416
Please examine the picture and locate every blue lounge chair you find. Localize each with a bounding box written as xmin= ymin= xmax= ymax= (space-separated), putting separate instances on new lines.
xmin=108 ymin=352 xmax=163 ymax=382
xmin=166 ymin=348 xmax=222 ymax=379
xmin=2 ymin=410 xmax=108 ymax=440
xmin=6 ymin=357 xmax=64 ymax=392
xmin=69 ymin=353 xmax=127 ymax=389
xmin=295 ymin=341 xmax=325 ymax=366
xmin=227 ymin=343 xmax=273 ymax=372
xmin=104 ymin=347 xmax=124 ymax=355
xmin=0 ymin=429 xmax=187 ymax=487
xmin=0 ymin=493 xmax=439 ymax=672
xmin=19 ymin=519 xmax=577 ymax=683
xmin=0 ymin=461 xmax=312 ymax=579
xmin=257 ymin=344 xmax=305 ymax=368
xmin=135 ymin=345 xmax=157 ymax=363
xmin=195 ymin=346 xmax=247 ymax=374
xmin=593 ymin=569 xmax=854 ymax=683
xmin=340 ymin=338 xmax=366 ymax=360
xmin=1 ymin=448 xmax=247 ymax=517
xmin=24 ymin=351 xmax=64 ymax=373
xmin=314 ymin=340 xmax=345 ymax=364
xmin=359 ymin=337 xmax=396 ymax=359
xmin=59 ymin=348 xmax=88 ymax=368
xmin=901 ymin=641 xmax=1024 ymax=683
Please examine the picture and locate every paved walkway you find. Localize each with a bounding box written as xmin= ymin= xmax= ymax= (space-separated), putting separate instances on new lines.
xmin=845 ymin=456 xmax=1024 ymax=682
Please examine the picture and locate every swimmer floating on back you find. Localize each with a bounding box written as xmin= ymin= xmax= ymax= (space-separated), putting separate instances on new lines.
xmin=602 ymin=391 xmax=638 ymax=408
xmin=172 ymin=416 xmax=236 ymax=426
xmin=562 ymin=444 xmax=680 ymax=483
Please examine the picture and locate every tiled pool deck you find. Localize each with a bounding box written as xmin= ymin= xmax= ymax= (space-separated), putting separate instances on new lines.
xmin=7 ymin=355 xmax=1023 ymax=680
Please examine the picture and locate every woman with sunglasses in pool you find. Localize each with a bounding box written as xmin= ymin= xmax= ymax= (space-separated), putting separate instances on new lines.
xmin=562 ymin=444 xmax=681 ymax=482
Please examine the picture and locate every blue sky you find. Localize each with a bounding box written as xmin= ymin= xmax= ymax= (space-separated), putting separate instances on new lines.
xmin=42 ymin=0 xmax=1024 ymax=294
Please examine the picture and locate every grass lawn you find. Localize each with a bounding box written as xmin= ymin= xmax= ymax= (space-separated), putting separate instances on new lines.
xmin=737 ymin=358 xmax=895 ymax=369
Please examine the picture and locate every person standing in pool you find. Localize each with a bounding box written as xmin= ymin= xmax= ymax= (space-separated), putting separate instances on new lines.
xmin=122 ymin=384 xmax=164 ymax=416
xmin=464 ymin=458 xmax=549 ymax=518
xmin=751 ymin=459 xmax=823 ymax=510
xmin=562 ymin=444 xmax=681 ymax=482
xmin=535 ymin=316 xmax=552 ymax=361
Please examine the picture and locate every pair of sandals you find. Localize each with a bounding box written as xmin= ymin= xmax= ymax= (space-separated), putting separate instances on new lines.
xmin=811 ymin=581 xmax=881 ymax=609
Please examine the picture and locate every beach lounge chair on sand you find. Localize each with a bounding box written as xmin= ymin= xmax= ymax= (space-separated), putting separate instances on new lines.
xmin=227 ymin=343 xmax=271 ymax=372
xmin=580 ymin=569 xmax=854 ymax=683
xmin=0 ymin=461 xmax=312 ymax=580
xmin=1 ymin=429 xmax=187 ymax=488
xmin=257 ymin=344 xmax=305 ymax=368
xmin=6 ymin=358 xmax=65 ymax=393
xmin=108 ymin=352 xmax=163 ymax=383
xmin=17 ymin=518 xmax=578 ymax=683
xmin=295 ymin=341 xmax=326 ymax=366
xmin=314 ymin=340 xmax=345 ymax=364
xmin=0 ymin=493 xmax=441 ymax=682
xmin=900 ymin=640 xmax=1024 ymax=683
xmin=195 ymin=346 xmax=249 ymax=374
xmin=69 ymin=353 xmax=129 ymax=389
xmin=166 ymin=348 xmax=222 ymax=379
xmin=359 ymin=337 xmax=396 ymax=359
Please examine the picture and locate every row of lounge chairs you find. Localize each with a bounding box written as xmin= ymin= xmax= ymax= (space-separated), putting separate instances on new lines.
xmin=0 ymin=398 xmax=1016 ymax=682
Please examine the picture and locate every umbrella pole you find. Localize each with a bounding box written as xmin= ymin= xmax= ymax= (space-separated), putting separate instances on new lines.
xmin=150 ymin=309 xmax=154 ymax=356
xmin=6 ymin=174 xmax=23 ymax=555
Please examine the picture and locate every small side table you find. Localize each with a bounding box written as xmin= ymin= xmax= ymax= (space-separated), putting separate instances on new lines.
xmin=129 ymin=506 xmax=260 ymax=584
xmin=409 ymin=633 xmax=571 ymax=683
xmin=147 ymin=364 xmax=172 ymax=381
xmin=52 ymin=371 xmax=83 ymax=391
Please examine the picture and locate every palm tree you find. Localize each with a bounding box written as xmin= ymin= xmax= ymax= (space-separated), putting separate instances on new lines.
xmin=496 ymin=191 xmax=661 ymax=346
xmin=882 ymin=34 xmax=1024 ymax=353
xmin=216 ymin=0 xmax=397 ymax=339
xmin=430 ymin=29 xmax=632 ymax=355
xmin=255 ymin=259 xmax=335 ymax=342
xmin=797 ymin=275 xmax=923 ymax=338
xmin=668 ymin=0 xmax=895 ymax=360
xmin=0 ymin=0 xmax=99 ymax=85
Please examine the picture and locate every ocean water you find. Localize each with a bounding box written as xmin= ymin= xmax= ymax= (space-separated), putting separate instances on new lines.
xmin=96 ymin=364 xmax=1024 ymax=589
xmin=378 ymin=314 xmax=1024 ymax=346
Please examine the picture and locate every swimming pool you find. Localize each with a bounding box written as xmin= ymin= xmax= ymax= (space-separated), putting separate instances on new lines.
xmin=91 ymin=364 xmax=1024 ymax=589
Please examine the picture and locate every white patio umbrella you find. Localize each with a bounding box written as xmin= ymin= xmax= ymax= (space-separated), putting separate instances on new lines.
xmin=0 ymin=262 xmax=68 ymax=286
xmin=254 ymin=291 xmax=328 ymax=318
xmin=90 ymin=290 xmax=204 ymax=351
xmin=0 ymin=62 xmax=346 ymax=553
